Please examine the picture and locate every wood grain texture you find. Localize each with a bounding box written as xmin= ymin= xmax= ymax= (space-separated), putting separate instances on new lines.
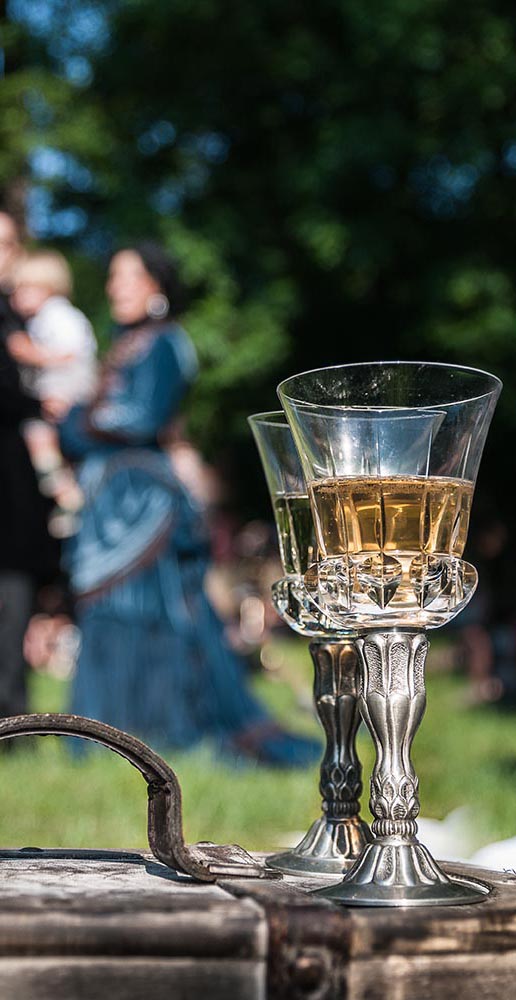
xmin=347 ymin=951 xmax=516 ymax=1000
xmin=0 ymin=851 xmax=267 ymax=961
xmin=0 ymin=957 xmax=265 ymax=1000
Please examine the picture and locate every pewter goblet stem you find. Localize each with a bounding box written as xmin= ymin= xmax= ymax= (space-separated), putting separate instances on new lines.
xmin=361 ymin=630 xmax=426 ymax=842
xmin=316 ymin=640 xmax=362 ymax=819
xmin=267 ymin=637 xmax=371 ymax=875
xmin=317 ymin=630 xmax=488 ymax=905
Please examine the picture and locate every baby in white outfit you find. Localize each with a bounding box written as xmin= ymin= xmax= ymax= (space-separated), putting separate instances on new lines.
xmin=8 ymin=250 xmax=97 ymax=535
xmin=9 ymin=250 xmax=97 ymax=417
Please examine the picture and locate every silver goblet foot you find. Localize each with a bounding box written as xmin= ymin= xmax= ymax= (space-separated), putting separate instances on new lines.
xmin=268 ymin=637 xmax=371 ymax=876
xmin=316 ymin=630 xmax=490 ymax=905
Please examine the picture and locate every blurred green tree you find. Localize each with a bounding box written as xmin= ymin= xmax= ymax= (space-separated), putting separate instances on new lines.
xmin=3 ymin=0 xmax=516 ymax=516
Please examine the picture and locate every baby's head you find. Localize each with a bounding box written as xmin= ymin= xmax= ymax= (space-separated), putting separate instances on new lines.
xmin=12 ymin=250 xmax=73 ymax=319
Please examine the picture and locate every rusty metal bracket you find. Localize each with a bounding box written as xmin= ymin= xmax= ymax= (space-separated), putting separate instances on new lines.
xmin=0 ymin=713 xmax=280 ymax=883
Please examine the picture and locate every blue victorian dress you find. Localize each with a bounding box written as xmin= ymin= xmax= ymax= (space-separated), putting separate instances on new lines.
xmin=59 ymin=320 xmax=320 ymax=766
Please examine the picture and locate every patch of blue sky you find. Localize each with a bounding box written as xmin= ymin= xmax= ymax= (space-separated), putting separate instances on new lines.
xmin=409 ymin=155 xmax=482 ymax=218
xmin=196 ymin=132 xmax=230 ymax=165
xmin=150 ymin=180 xmax=185 ymax=216
xmin=137 ymin=121 xmax=177 ymax=157
xmin=8 ymin=0 xmax=111 ymax=60
xmin=30 ymin=147 xmax=95 ymax=193
xmin=502 ymin=141 xmax=516 ymax=174
xmin=62 ymin=56 xmax=94 ymax=87
xmin=28 ymin=185 xmax=87 ymax=238
xmin=23 ymin=90 xmax=55 ymax=127
xmin=178 ymin=131 xmax=230 ymax=165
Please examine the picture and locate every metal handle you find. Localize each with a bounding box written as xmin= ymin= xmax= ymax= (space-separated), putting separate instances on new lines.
xmin=0 ymin=713 xmax=226 ymax=882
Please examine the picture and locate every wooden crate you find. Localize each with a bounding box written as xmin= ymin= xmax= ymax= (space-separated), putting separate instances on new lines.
xmin=0 ymin=851 xmax=514 ymax=1000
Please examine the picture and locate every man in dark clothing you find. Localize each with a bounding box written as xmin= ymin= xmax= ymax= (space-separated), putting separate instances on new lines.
xmin=0 ymin=210 xmax=59 ymax=717
xmin=0 ymin=211 xmax=22 ymax=339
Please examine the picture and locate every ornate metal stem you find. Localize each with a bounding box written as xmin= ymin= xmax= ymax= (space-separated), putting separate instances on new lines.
xmin=362 ymin=630 xmax=426 ymax=839
xmin=316 ymin=630 xmax=490 ymax=905
xmin=315 ymin=640 xmax=363 ymax=820
xmin=268 ymin=639 xmax=371 ymax=875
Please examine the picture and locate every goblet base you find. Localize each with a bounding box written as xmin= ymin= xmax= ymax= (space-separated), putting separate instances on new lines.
xmin=314 ymin=839 xmax=491 ymax=907
xmin=267 ymin=815 xmax=372 ymax=876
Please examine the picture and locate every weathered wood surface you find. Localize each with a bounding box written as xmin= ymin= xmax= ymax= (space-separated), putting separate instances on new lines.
xmin=0 ymin=849 xmax=267 ymax=1000
xmin=0 ymin=958 xmax=264 ymax=1000
xmin=225 ymin=860 xmax=516 ymax=999
xmin=0 ymin=851 xmax=515 ymax=998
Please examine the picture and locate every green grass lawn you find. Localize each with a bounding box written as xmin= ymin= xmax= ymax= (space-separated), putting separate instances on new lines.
xmin=1 ymin=637 xmax=516 ymax=856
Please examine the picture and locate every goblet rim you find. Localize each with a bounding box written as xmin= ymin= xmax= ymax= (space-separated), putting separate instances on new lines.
xmin=247 ymin=410 xmax=289 ymax=427
xmin=277 ymin=359 xmax=502 ymax=411
xmin=273 ymin=405 xmax=448 ymax=422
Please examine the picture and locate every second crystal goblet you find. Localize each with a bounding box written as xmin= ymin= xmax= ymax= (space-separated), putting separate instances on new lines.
xmin=249 ymin=411 xmax=371 ymax=875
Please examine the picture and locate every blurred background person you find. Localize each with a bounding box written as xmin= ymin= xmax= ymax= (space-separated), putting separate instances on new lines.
xmin=0 ymin=210 xmax=60 ymax=719
xmin=0 ymin=210 xmax=23 ymax=337
xmin=59 ymin=242 xmax=320 ymax=766
xmin=162 ymin=424 xmax=288 ymax=665
xmin=7 ymin=249 xmax=97 ymax=537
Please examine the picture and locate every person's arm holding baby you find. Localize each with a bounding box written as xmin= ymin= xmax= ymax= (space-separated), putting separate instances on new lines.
xmin=7 ymin=330 xmax=74 ymax=369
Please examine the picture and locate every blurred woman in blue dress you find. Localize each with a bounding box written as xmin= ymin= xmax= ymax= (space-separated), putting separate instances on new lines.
xmin=60 ymin=243 xmax=319 ymax=766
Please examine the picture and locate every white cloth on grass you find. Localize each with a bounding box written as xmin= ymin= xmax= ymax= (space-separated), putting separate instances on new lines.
xmin=470 ymin=837 xmax=516 ymax=872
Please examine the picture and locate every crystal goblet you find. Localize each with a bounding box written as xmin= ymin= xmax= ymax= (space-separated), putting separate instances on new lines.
xmin=279 ymin=362 xmax=501 ymax=906
xmin=249 ymin=411 xmax=371 ymax=875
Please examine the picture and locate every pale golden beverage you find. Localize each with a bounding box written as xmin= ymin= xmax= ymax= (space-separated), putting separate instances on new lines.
xmin=309 ymin=476 xmax=474 ymax=560
xmin=272 ymin=495 xmax=317 ymax=575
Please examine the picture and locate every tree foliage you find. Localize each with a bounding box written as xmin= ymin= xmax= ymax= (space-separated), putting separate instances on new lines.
xmin=3 ymin=0 xmax=516 ymax=513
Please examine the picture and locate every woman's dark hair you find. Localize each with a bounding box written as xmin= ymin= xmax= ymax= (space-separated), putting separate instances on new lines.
xmin=118 ymin=240 xmax=186 ymax=316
